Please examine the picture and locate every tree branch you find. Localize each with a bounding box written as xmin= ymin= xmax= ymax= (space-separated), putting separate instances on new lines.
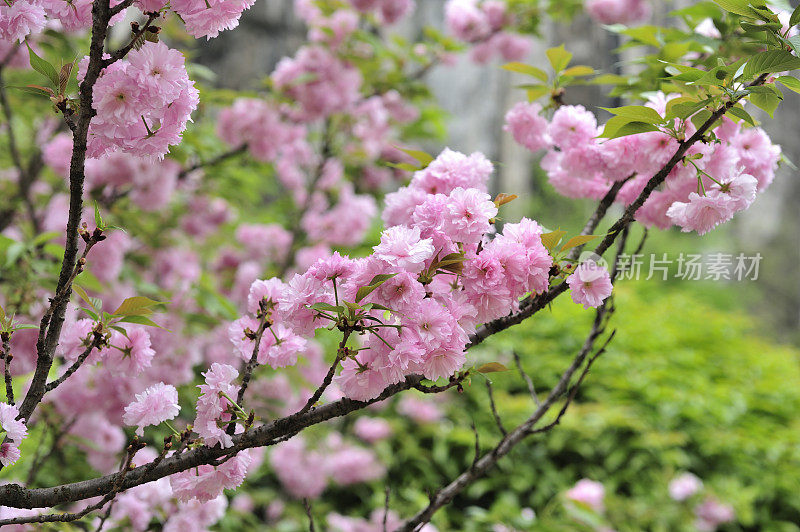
xmin=16 ymin=0 xmax=115 ymax=431
xmin=177 ymin=144 xmax=248 ymax=180
xmin=1 ymin=335 xmax=13 ymax=404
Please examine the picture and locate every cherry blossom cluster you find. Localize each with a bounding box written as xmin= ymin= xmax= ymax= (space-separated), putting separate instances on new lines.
xmin=294 ymin=0 xmax=414 ymax=44
xmin=0 ymin=1 xmax=628 ymax=528
xmin=504 ymin=95 xmax=780 ymax=235
xmin=85 ymin=41 xmax=199 ymax=159
xmin=135 ymin=0 xmax=256 ymax=39
xmin=444 ymin=0 xmax=532 ymax=63
xmin=270 ymin=434 xmax=385 ymax=499
xmin=223 ymin=147 xmax=612 ymax=407
xmin=584 ymin=0 xmax=651 ymax=26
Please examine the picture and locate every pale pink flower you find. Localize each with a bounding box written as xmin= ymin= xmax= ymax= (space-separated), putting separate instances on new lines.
xmin=666 ymin=193 xmax=735 ymax=235
xmin=353 ymin=417 xmax=393 ymax=443
xmin=0 ymin=442 xmax=22 ymax=467
xmin=567 ymin=261 xmax=613 ymax=309
xmin=105 ymin=326 xmax=155 ymax=376
xmin=0 ymin=1 xmax=47 ymax=42
xmin=270 ymin=437 xmax=328 ymax=498
xmin=668 ymin=472 xmax=703 ymax=501
xmin=694 ymin=497 xmax=735 ymax=531
xmin=565 ymin=478 xmax=605 ymax=512
xmin=122 ymin=382 xmax=180 ymax=436
xmin=443 ymin=187 xmax=498 ymax=245
xmin=373 ymin=225 xmax=434 ymax=273
xmin=547 ymin=105 xmax=598 ymax=149
xmin=0 ymin=402 xmax=27 ymax=442
xmin=411 ymin=148 xmax=493 ymax=195
xmin=445 ymin=0 xmax=491 ymax=42
xmin=505 ymin=101 xmax=549 ymax=153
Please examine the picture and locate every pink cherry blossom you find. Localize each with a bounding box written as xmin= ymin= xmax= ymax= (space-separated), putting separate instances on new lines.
xmin=668 ymin=472 xmax=703 ymax=501
xmin=122 ymin=382 xmax=180 ymax=436
xmin=373 ymin=225 xmax=434 ymax=272
xmin=504 ymin=101 xmax=549 ymax=153
xmin=567 ymin=261 xmax=613 ymax=309
xmin=565 ymin=478 xmax=605 ymax=512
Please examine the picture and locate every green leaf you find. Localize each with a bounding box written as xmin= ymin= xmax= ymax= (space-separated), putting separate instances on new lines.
xmin=788 ymin=35 xmax=800 ymax=55
xmin=711 ymin=0 xmax=760 ymax=18
xmin=72 ymin=285 xmax=97 ymax=310
xmin=386 ymin=162 xmax=420 ymax=172
xmin=743 ymin=50 xmax=800 ymax=79
xmin=12 ymin=324 xmax=39 ymax=331
xmin=80 ymin=307 xmax=99 ymax=321
xmin=501 ymin=62 xmax=548 ymax=82
xmin=355 ymin=273 xmax=398 ymax=303
xmin=9 ymin=85 xmax=54 ymax=97
xmin=601 ymin=105 xmax=665 ymax=125
xmin=309 ymin=302 xmax=344 ymax=314
xmin=476 ymin=362 xmax=510 ymax=374
xmin=0 ymin=303 xmax=5 ymax=322
xmin=110 ymin=325 xmax=129 ymax=338
xmin=395 ymin=146 xmax=434 ymax=168
xmin=112 ymin=296 xmax=164 ymax=317
xmin=790 ymin=4 xmax=800 ymax=27
xmin=561 ymin=65 xmax=594 ymax=77
xmin=26 ymin=42 xmax=59 ymax=88
xmin=546 ymin=45 xmax=573 ymax=73
xmin=591 ymin=73 xmax=628 ymax=85
xmin=117 ymin=315 xmax=165 ymax=329
xmin=525 ymin=85 xmax=550 ymax=101
xmin=665 ymin=98 xmax=712 ymax=120
xmin=690 ymin=109 xmax=713 ymax=131
xmin=727 ymin=105 xmax=756 ymax=126
xmin=93 ymin=202 xmax=103 ymax=229
xmin=748 ymin=89 xmax=781 ymax=118
xmin=540 ymin=230 xmax=567 ymax=252
xmin=776 ymin=76 xmax=800 ymax=93
xmin=560 ymin=235 xmax=599 ymax=253
xmin=5 ymin=241 xmax=25 ymax=266
xmin=599 ymin=116 xmax=660 ymax=139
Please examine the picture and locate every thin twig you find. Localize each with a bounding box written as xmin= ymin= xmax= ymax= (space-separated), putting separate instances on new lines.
xmin=234 ymin=317 xmax=270 ymax=407
xmin=383 ymin=484 xmax=391 ymax=532
xmin=470 ymin=421 xmax=480 ymax=471
xmin=44 ymin=340 xmax=100 ymax=393
xmin=177 ymin=144 xmax=248 ymax=180
xmin=484 ymin=379 xmax=506 ymax=436
xmin=295 ymin=328 xmax=351 ymax=416
xmin=303 ymin=498 xmax=316 ymax=532
xmin=103 ymin=11 xmax=160 ymax=66
xmin=1 ymin=336 xmax=13 ymax=404
xmin=512 ymin=351 xmax=539 ymax=406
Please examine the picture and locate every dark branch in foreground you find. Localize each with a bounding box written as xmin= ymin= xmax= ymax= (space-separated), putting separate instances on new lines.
xmin=16 ymin=0 xmax=115 ymax=428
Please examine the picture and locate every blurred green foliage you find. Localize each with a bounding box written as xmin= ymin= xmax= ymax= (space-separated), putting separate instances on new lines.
xmin=422 ymin=280 xmax=800 ymax=531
